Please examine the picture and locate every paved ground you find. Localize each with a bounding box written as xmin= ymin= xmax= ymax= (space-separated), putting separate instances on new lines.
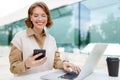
xmin=0 ymin=46 xmax=13 ymax=80
xmin=0 ymin=46 xmax=119 ymax=80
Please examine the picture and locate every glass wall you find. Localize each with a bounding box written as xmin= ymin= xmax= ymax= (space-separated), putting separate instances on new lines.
xmin=47 ymin=3 xmax=90 ymax=52
xmin=81 ymin=0 xmax=120 ymax=43
xmin=0 ymin=19 xmax=26 ymax=45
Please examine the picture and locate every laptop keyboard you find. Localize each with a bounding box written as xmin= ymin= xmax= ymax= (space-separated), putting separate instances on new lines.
xmin=59 ymin=71 xmax=79 ymax=80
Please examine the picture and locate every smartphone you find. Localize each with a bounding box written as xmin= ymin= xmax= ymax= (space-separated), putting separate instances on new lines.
xmin=33 ymin=49 xmax=46 ymax=60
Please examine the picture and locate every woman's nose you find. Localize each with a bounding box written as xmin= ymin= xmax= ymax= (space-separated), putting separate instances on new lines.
xmin=38 ymin=17 xmax=42 ymax=20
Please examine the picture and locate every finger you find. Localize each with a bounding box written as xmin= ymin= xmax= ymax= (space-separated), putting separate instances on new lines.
xmin=75 ymin=66 xmax=80 ymax=74
xmin=63 ymin=62 xmax=71 ymax=72
xmin=77 ymin=66 xmax=81 ymax=73
xmin=69 ymin=64 xmax=75 ymax=71
xmin=68 ymin=67 xmax=73 ymax=72
xmin=66 ymin=63 xmax=74 ymax=72
xmin=70 ymin=65 xmax=79 ymax=74
xmin=39 ymin=56 xmax=47 ymax=62
xmin=35 ymin=57 xmax=47 ymax=64
xmin=29 ymin=53 xmax=34 ymax=57
xmin=72 ymin=66 xmax=77 ymax=73
xmin=65 ymin=67 xmax=70 ymax=72
xmin=33 ymin=53 xmax=43 ymax=59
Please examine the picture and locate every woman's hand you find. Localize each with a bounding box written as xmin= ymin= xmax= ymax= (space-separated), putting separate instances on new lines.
xmin=24 ymin=53 xmax=47 ymax=68
xmin=63 ymin=61 xmax=80 ymax=74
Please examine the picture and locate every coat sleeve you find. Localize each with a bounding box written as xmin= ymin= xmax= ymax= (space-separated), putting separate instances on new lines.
xmin=9 ymin=44 xmax=28 ymax=74
xmin=53 ymin=50 xmax=64 ymax=69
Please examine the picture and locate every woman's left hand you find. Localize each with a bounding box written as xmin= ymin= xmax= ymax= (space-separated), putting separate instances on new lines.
xmin=63 ymin=62 xmax=81 ymax=74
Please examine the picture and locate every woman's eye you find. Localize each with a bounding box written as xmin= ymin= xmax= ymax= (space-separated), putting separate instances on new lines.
xmin=42 ymin=14 xmax=47 ymax=17
xmin=34 ymin=15 xmax=38 ymax=17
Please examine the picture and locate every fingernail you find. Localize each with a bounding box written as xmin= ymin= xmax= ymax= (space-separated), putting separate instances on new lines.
xmin=68 ymin=67 xmax=73 ymax=72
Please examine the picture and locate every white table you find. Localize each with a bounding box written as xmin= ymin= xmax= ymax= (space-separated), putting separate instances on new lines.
xmin=84 ymin=70 xmax=120 ymax=80
xmin=10 ymin=69 xmax=120 ymax=80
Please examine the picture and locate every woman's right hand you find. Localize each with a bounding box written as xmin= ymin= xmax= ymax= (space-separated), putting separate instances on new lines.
xmin=24 ymin=53 xmax=47 ymax=68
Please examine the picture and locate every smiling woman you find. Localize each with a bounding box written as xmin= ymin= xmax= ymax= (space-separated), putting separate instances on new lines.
xmin=9 ymin=1 xmax=80 ymax=75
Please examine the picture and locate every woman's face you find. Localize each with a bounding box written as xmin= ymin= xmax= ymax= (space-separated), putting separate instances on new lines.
xmin=30 ymin=6 xmax=47 ymax=30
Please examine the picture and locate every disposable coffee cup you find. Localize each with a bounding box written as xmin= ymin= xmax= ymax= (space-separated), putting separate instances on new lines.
xmin=106 ymin=57 xmax=119 ymax=77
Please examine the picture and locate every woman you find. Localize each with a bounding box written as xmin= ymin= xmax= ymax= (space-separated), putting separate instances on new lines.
xmin=9 ymin=1 xmax=80 ymax=75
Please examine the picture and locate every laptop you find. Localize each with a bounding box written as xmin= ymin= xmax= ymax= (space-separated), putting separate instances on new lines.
xmin=40 ymin=43 xmax=108 ymax=80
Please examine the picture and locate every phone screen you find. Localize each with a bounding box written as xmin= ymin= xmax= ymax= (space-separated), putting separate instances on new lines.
xmin=33 ymin=49 xmax=46 ymax=60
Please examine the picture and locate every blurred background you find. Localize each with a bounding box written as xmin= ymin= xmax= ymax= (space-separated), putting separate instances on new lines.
xmin=0 ymin=0 xmax=120 ymax=80
xmin=0 ymin=0 xmax=120 ymax=52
